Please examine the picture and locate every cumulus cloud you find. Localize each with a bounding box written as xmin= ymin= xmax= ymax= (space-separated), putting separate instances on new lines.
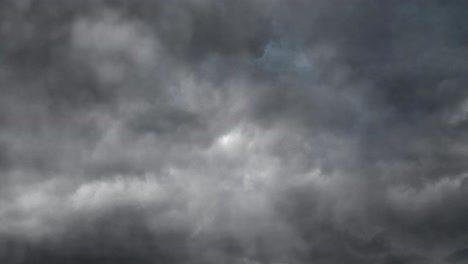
xmin=1 ymin=0 xmax=468 ymax=263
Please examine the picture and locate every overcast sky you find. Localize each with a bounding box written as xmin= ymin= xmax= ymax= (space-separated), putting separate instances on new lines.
xmin=1 ymin=0 xmax=468 ymax=263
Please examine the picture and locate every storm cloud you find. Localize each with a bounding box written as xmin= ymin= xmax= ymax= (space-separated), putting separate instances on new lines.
xmin=1 ymin=0 xmax=468 ymax=263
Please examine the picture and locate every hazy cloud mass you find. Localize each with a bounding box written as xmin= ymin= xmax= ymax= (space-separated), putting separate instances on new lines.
xmin=1 ymin=0 xmax=468 ymax=263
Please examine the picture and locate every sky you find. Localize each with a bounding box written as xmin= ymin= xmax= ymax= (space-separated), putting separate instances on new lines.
xmin=0 ymin=0 xmax=468 ymax=263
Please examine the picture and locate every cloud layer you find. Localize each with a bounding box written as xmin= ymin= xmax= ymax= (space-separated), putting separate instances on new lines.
xmin=1 ymin=0 xmax=468 ymax=263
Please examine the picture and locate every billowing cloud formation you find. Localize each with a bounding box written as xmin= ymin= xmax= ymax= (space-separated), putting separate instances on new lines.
xmin=1 ymin=0 xmax=468 ymax=263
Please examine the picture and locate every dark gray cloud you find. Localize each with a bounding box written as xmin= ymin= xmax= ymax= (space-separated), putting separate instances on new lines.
xmin=0 ymin=0 xmax=468 ymax=263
